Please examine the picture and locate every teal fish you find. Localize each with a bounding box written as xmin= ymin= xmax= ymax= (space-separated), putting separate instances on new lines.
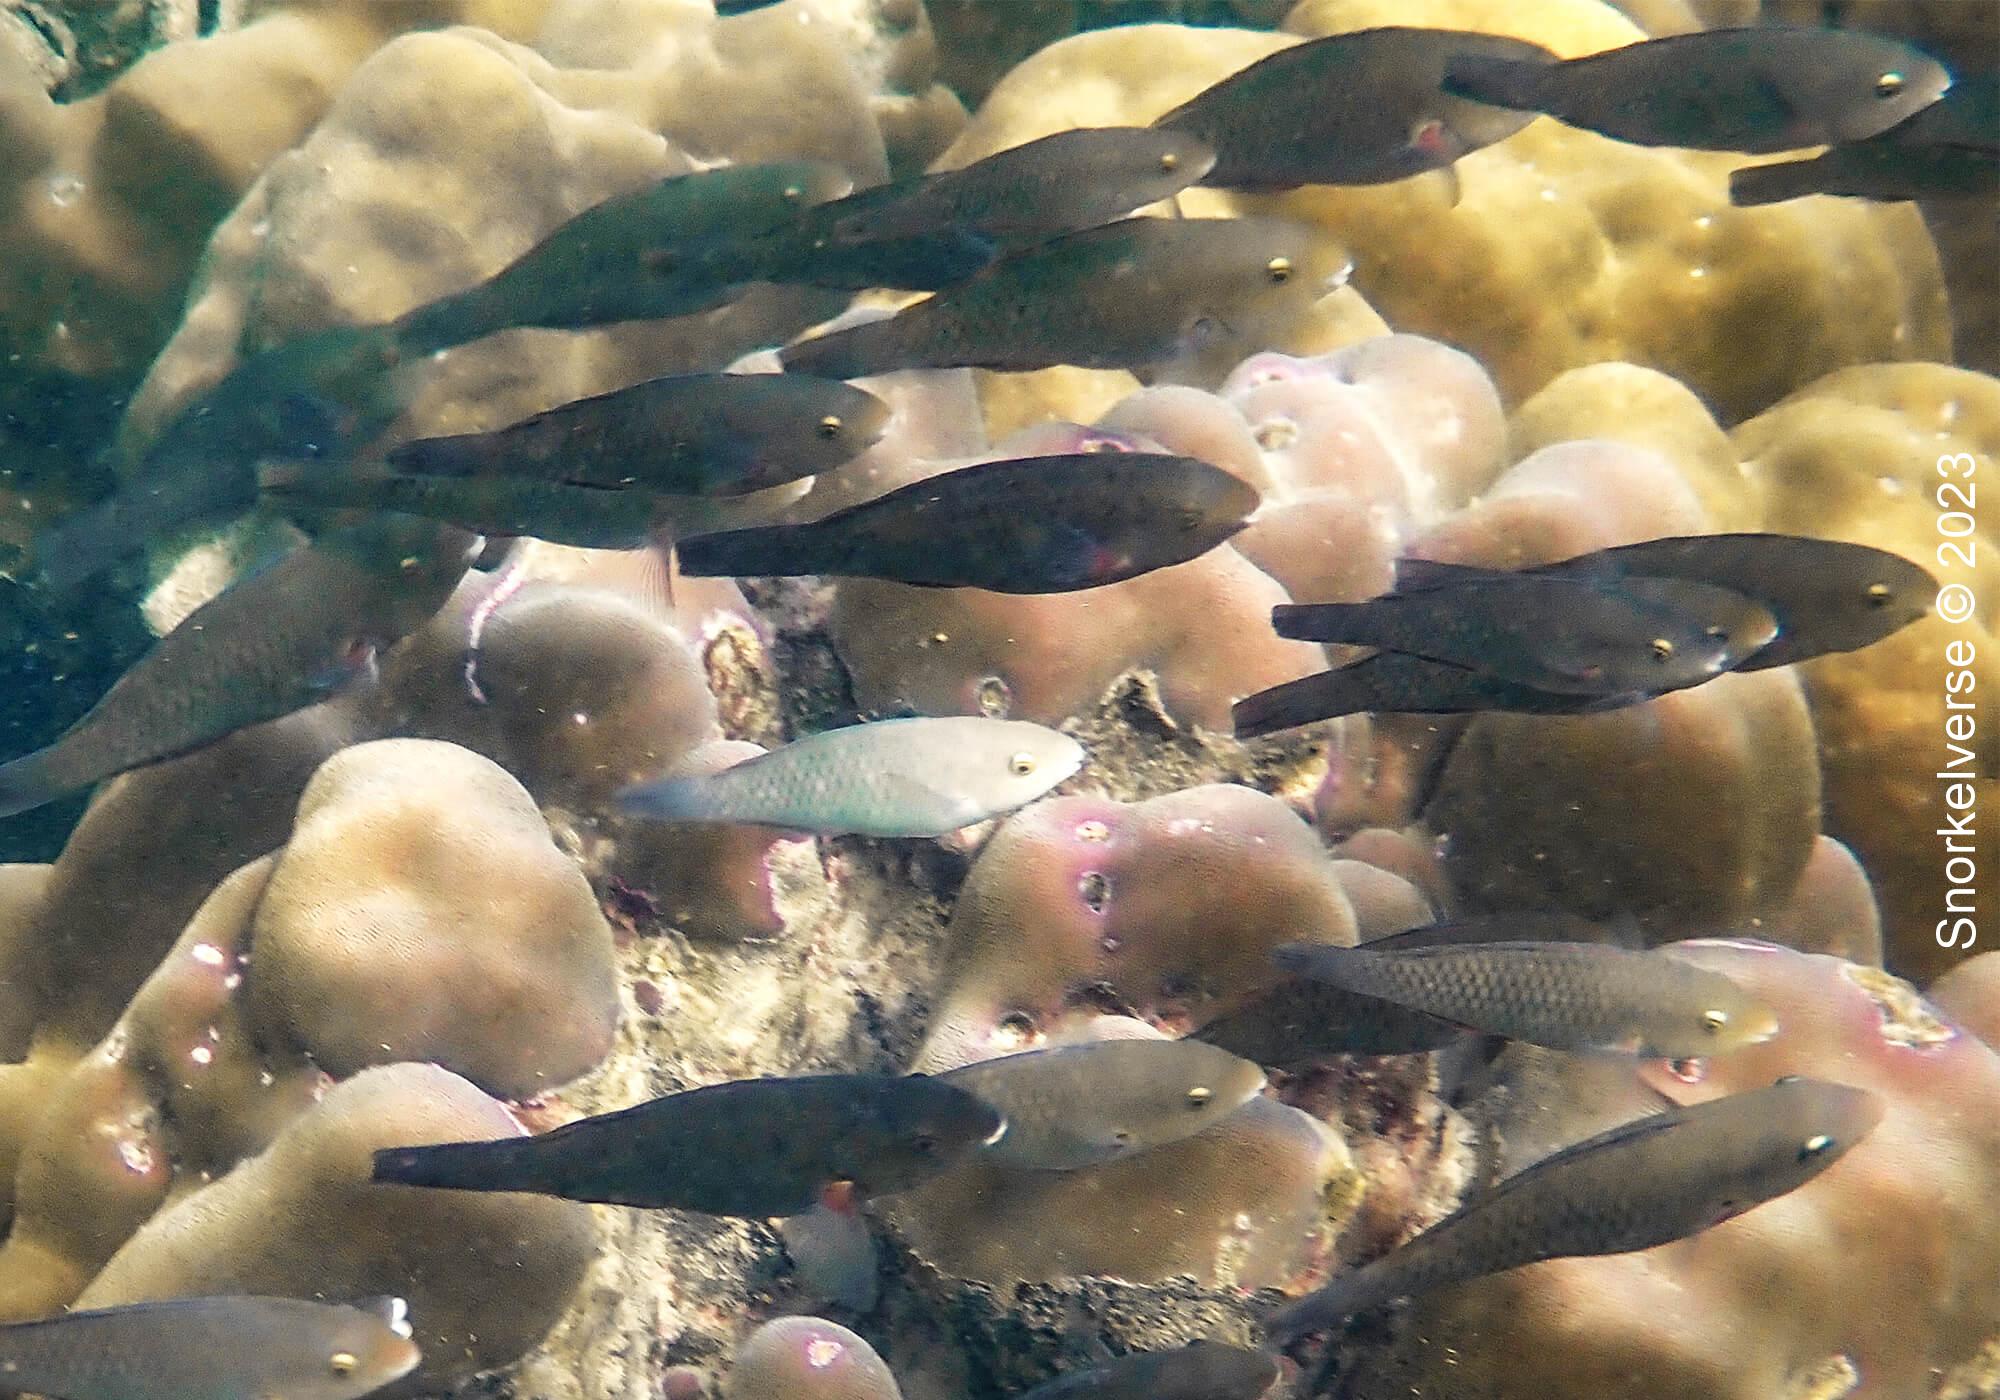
xmin=372 ymin=1073 xmax=1004 ymax=1217
xmin=615 ymin=717 xmax=1084 ymax=837
xmin=1271 ymin=939 xmax=1780 ymax=1057
xmin=1273 ymin=572 xmax=1777 ymax=695
xmin=938 ymin=1039 xmax=1266 ymax=1171
xmin=0 ymin=1295 xmax=420 ymax=1400
xmin=673 ymin=452 xmax=1259 ymax=593
xmin=1267 ymin=1077 xmax=1883 ymax=1340
xmin=391 ymin=160 xmax=852 ymax=354
xmin=258 ymin=466 xmax=670 ymax=550
xmin=386 ymin=373 xmax=889 ymax=495
xmin=0 ymin=518 xmax=476 ymax=819
xmin=1395 ymin=533 xmax=1935 ymax=670
xmin=1018 ymin=1341 xmax=1278 ymax=1400
xmin=1157 ymin=27 xmax=1554 ymax=189
xmin=1442 ymin=27 xmax=1951 ymax=153
xmin=778 ymin=217 xmax=1345 ymax=380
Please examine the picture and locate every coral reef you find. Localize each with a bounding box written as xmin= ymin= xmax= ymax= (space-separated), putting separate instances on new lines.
xmin=727 ymin=1315 xmax=905 ymax=1399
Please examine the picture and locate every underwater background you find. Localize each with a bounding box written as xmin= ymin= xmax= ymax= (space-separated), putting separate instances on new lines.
xmin=0 ymin=0 xmax=1994 ymax=1396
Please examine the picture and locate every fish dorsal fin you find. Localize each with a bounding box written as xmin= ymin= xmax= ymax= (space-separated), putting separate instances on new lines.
xmin=1392 ymin=557 xmax=1510 ymax=591
xmin=1490 ymin=1103 xmax=1693 ymax=1194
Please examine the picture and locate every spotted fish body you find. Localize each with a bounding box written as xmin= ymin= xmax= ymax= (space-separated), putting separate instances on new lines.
xmin=371 ymin=1073 xmax=1004 ymax=1217
xmin=1273 ymin=573 xmax=1776 ymax=695
xmin=778 ymin=217 xmax=1343 ymax=380
xmin=1272 ymin=940 xmax=1779 ymax=1058
xmin=938 ymin=1039 xmax=1266 ymax=1171
xmin=0 ymin=518 xmax=476 ymax=819
xmin=1443 ymin=27 xmax=1951 ymax=153
xmin=673 ymin=452 xmax=1260 ymax=594
xmin=392 ymin=160 xmax=852 ymax=353
xmin=0 ymin=1296 xmax=420 ymax=1400
xmin=616 ymin=717 xmax=1084 ymax=838
xmin=386 ymin=372 xmax=887 ymax=496
xmin=1267 ymin=1078 xmax=1884 ymax=1340
xmin=1018 ymin=1341 xmax=1279 ymax=1400
xmin=1157 ymin=27 xmax=1554 ymax=189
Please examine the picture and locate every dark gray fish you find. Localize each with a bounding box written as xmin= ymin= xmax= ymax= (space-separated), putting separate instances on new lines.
xmin=1231 ymin=652 xmax=1645 ymax=737
xmin=1730 ymin=140 xmax=1999 ymax=204
xmin=1156 ymin=27 xmax=1554 ymax=189
xmin=938 ymin=1039 xmax=1266 ymax=1171
xmin=1442 ymin=27 xmax=1951 ymax=153
xmin=33 ymin=323 xmax=410 ymax=595
xmin=1271 ymin=939 xmax=1779 ymax=1057
xmin=0 ymin=517 xmax=475 ymax=819
xmin=0 ymin=1295 xmax=420 ymax=1400
xmin=674 ymin=451 xmax=1259 ymax=593
xmin=711 ymin=217 xmax=1000 ymax=293
xmin=371 ymin=1073 xmax=1004 ymax=1217
xmin=1017 ymin=1341 xmax=1279 ymax=1400
xmin=391 ymin=160 xmax=851 ymax=354
xmin=1874 ymin=70 xmax=1999 ymax=153
xmin=778 ymin=217 xmax=1343 ymax=380
xmin=259 ymin=465 xmax=669 ymax=550
xmin=1272 ymin=573 xmax=1778 ymax=695
xmin=386 ymin=373 xmax=888 ymax=496
xmin=1395 ymin=533 xmax=1936 ymax=669
xmin=1267 ymin=1077 xmax=1883 ymax=1340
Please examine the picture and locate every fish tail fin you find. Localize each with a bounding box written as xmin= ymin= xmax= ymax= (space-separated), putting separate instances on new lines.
xmin=778 ymin=324 xmax=881 ymax=382
xmin=0 ymin=748 xmax=68 ymax=821
xmin=1728 ymin=161 xmax=1819 ymax=207
xmin=613 ymin=772 xmax=718 ymax=824
xmin=1232 ymin=671 xmax=1364 ymax=737
xmin=1264 ymin=1266 xmax=1380 ymax=1345
xmin=371 ymin=1137 xmax=533 ymax=1193
xmin=31 ymin=498 xmax=139 ymax=597
xmin=256 ymin=461 xmax=378 ymax=514
xmin=1441 ymin=53 xmax=1547 ymax=112
xmin=674 ymin=522 xmax=813 ymax=581
xmin=1270 ymin=602 xmax=1364 ymax=642
xmin=385 ymin=431 xmax=490 ymax=478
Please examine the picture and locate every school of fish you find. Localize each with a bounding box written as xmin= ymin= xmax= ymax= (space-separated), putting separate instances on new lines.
xmin=0 ymin=11 xmax=1973 ymax=1398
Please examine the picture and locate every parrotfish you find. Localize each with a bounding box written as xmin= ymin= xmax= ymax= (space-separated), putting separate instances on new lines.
xmin=778 ymin=217 xmax=1346 ymax=380
xmin=371 ymin=1073 xmax=1004 ymax=1217
xmin=1442 ymin=27 xmax=1951 ymax=153
xmin=1017 ymin=1341 xmax=1280 ymax=1400
xmin=1395 ymin=533 xmax=1935 ymax=670
xmin=384 ymin=372 xmax=888 ymax=495
xmin=1270 ymin=939 xmax=1780 ymax=1057
xmin=614 ymin=717 xmax=1084 ymax=837
xmin=937 ymin=1039 xmax=1266 ymax=1171
xmin=1190 ymin=976 xmax=1467 ymax=1064
xmin=391 ymin=160 xmax=852 ymax=354
xmin=673 ymin=452 xmax=1259 ymax=593
xmin=33 ymin=323 xmax=411 ymax=595
xmin=1267 ymin=1077 xmax=1883 ymax=1340
xmin=1156 ymin=27 xmax=1554 ymax=189
xmin=1272 ymin=573 xmax=1778 ymax=695
xmin=0 ymin=1295 xmax=420 ymax=1400
xmin=1231 ymin=651 xmax=1641 ymax=738
xmin=0 ymin=518 xmax=476 ymax=819
xmin=259 ymin=466 xmax=671 ymax=550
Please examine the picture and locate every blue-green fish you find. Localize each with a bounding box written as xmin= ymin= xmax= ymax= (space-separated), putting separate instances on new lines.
xmin=1271 ymin=938 xmax=1779 ymax=1057
xmin=1018 ymin=1341 xmax=1278 ymax=1400
xmin=938 ymin=1039 xmax=1266 ymax=1171
xmin=0 ymin=1295 xmax=420 ymax=1400
xmin=373 ymin=1073 xmax=1004 ymax=1217
xmin=1157 ymin=27 xmax=1554 ymax=189
xmin=1443 ymin=27 xmax=1951 ymax=153
xmin=0 ymin=518 xmax=476 ymax=819
xmin=615 ymin=717 xmax=1084 ymax=837
xmin=1267 ymin=1077 xmax=1882 ymax=1340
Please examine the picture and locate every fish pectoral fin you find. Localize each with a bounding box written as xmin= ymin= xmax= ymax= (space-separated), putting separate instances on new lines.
xmin=877 ymin=773 xmax=988 ymax=832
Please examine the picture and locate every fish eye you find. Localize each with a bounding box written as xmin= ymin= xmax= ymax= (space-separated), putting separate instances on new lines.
xmin=1701 ymin=1008 xmax=1729 ymax=1033
xmin=783 ymin=183 xmax=805 ymax=201
xmin=1265 ymin=256 xmax=1294 ymax=284
xmin=1651 ymin=638 xmax=1675 ymax=661
xmin=1874 ymin=71 xmax=1905 ymax=98
xmin=329 ymin=1351 xmax=359 ymax=1376
xmin=1798 ymin=1133 xmax=1834 ymax=1160
xmin=1160 ymin=151 xmax=1180 ymax=171
xmin=817 ymin=414 xmax=844 ymax=439
xmin=1865 ymin=581 xmax=1892 ymax=607
xmin=912 ymin=1133 xmax=939 ymax=1155
xmin=1186 ymin=1085 xmax=1213 ymax=1108
xmin=1008 ymin=751 xmax=1038 ymax=776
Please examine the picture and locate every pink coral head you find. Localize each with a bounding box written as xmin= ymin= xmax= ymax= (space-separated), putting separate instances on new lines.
xmin=726 ymin=1317 xmax=901 ymax=1400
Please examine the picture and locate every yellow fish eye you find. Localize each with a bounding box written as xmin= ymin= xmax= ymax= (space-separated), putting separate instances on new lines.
xmin=1799 ymin=1133 xmax=1834 ymax=1160
xmin=1186 ymin=1085 xmax=1213 ymax=1108
xmin=1008 ymin=751 xmax=1038 ymax=776
xmin=817 ymin=414 xmax=844 ymax=439
xmin=1875 ymin=71 xmax=1905 ymax=98
xmin=1160 ymin=151 xmax=1180 ymax=171
xmin=329 ymin=1351 xmax=359 ymax=1376
xmin=1702 ymin=1008 xmax=1729 ymax=1033
xmin=1865 ymin=581 xmax=1891 ymax=606
xmin=1651 ymin=638 xmax=1676 ymax=661
xmin=1265 ymin=256 xmax=1293 ymax=284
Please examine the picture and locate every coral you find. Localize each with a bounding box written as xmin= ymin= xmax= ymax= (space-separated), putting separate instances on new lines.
xmin=77 ymin=1062 xmax=600 ymax=1394
xmin=940 ymin=0 xmax=1947 ymax=424
xmin=1929 ymin=952 xmax=2000 ymax=1049
xmin=1340 ymin=941 xmax=2000 ymax=1399
xmin=727 ymin=1316 xmax=904 ymax=1400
